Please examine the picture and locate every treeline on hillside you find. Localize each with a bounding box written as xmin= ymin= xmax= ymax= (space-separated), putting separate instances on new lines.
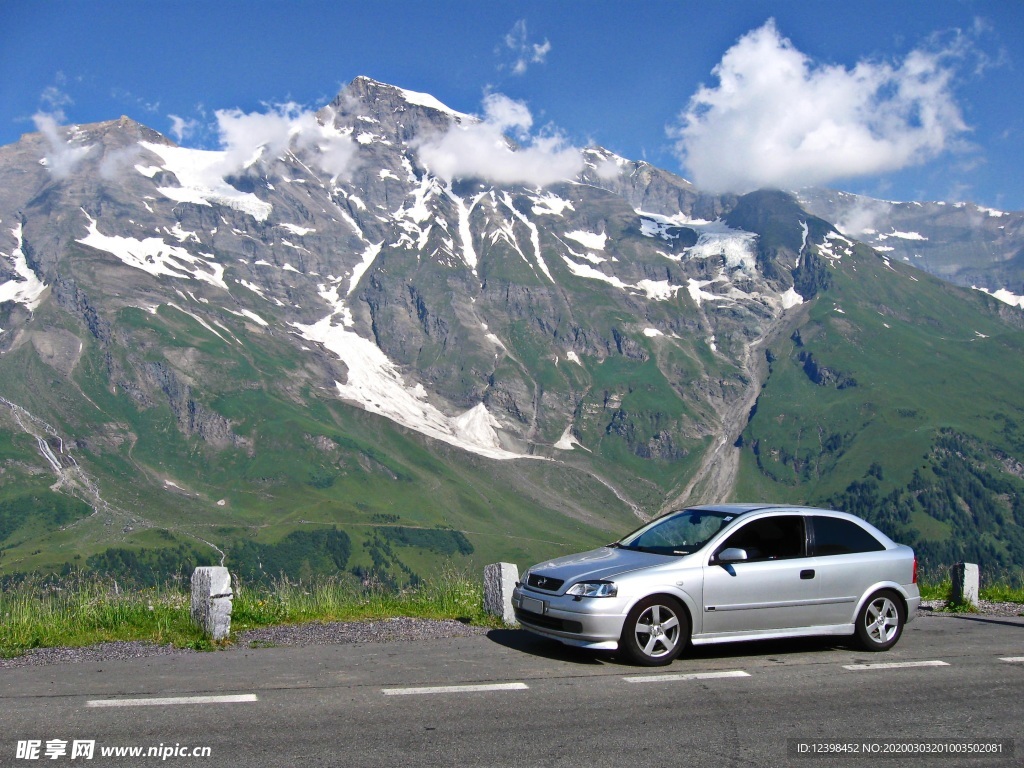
xmin=0 ymin=492 xmax=91 ymax=543
xmin=356 ymin=526 xmax=475 ymax=588
xmin=5 ymin=525 xmax=475 ymax=589
xmin=85 ymin=543 xmax=218 ymax=586
xmin=227 ymin=528 xmax=352 ymax=584
xmin=826 ymin=430 xmax=1024 ymax=570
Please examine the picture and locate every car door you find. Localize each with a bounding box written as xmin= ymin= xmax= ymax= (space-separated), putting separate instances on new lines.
xmin=701 ymin=514 xmax=820 ymax=635
xmin=807 ymin=514 xmax=889 ymax=626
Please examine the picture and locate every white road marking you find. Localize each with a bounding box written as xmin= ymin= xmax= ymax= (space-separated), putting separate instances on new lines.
xmin=87 ymin=694 xmax=258 ymax=708
xmin=843 ymin=660 xmax=949 ymax=671
xmin=381 ymin=683 xmax=529 ymax=696
xmin=999 ymin=657 xmax=1024 ymax=663
xmin=623 ymin=670 xmax=751 ymax=683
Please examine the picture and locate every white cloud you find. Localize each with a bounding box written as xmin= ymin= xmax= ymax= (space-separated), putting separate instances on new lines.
xmin=207 ymin=102 xmax=357 ymax=181
xmin=168 ymin=114 xmax=199 ymax=143
xmin=144 ymin=103 xmax=357 ymax=216
xmin=99 ymin=145 xmax=143 ymax=180
xmin=414 ymin=93 xmax=583 ymax=187
xmin=214 ymin=104 xmax=305 ymax=171
xmin=833 ymin=197 xmax=890 ymax=237
xmin=672 ymin=19 xmax=970 ymax=194
xmin=499 ymin=19 xmax=551 ymax=76
xmin=40 ymin=83 xmax=73 ymax=115
xmin=33 ymin=112 xmax=93 ymax=180
xmin=32 ymin=80 xmax=94 ymax=180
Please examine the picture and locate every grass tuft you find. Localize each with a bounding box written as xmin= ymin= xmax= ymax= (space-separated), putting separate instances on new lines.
xmin=0 ymin=573 xmax=212 ymax=658
xmin=231 ymin=566 xmax=490 ymax=629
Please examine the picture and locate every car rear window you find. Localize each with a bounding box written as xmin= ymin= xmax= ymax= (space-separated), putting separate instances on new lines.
xmin=812 ymin=516 xmax=885 ymax=555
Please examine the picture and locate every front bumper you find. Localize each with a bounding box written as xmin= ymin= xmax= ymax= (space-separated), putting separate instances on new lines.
xmin=511 ymin=585 xmax=627 ymax=650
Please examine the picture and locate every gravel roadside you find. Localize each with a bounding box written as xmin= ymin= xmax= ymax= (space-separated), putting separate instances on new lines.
xmin=918 ymin=599 xmax=1024 ymax=617
xmin=3 ymin=603 xmax=1021 ymax=669
xmin=0 ymin=618 xmax=488 ymax=669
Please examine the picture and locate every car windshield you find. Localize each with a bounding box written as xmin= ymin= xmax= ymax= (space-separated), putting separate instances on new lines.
xmin=616 ymin=509 xmax=738 ymax=556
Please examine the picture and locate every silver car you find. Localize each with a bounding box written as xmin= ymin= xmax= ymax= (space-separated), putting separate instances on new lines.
xmin=512 ymin=504 xmax=921 ymax=666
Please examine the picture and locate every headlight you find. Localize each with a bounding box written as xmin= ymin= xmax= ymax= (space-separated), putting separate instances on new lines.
xmin=518 ymin=570 xmax=531 ymax=587
xmin=565 ymin=581 xmax=618 ymax=598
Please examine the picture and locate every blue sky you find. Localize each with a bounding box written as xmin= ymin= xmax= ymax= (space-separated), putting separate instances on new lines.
xmin=2 ymin=0 xmax=1022 ymax=209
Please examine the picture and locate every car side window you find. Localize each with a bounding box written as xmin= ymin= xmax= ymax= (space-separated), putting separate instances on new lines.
xmin=716 ymin=515 xmax=805 ymax=561
xmin=811 ymin=516 xmax=885 ymax=555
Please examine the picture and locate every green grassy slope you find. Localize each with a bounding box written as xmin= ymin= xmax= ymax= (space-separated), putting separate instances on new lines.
xmin=735 ymin=242 xmax=1024 ymax=568
xmin=0 ymin=291 xmax=649 ymax=585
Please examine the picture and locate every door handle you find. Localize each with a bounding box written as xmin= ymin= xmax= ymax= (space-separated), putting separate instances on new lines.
xmin=800 ymin=569 xmax=815 ymax=580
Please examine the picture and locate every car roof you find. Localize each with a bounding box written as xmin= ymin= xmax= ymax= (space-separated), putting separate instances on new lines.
xmin=684 ymin=503 xmax=837 ymax=515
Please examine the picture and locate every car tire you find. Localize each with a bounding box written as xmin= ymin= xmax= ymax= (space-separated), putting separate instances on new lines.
xmin=619 ymin=595 xmax=690 ymax=666
xmin=854 ymin=589 xmax=905 ymax=651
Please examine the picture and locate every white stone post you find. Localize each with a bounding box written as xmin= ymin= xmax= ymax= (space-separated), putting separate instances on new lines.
xmin=191 ymin=566 xmax=233 ymax=641
xmin=951 ymin=562 xmax=980 ymax=607
xmin=484 ymin=562 xmax=519 ymax=625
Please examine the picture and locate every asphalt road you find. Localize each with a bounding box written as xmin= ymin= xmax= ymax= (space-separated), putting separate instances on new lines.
xmin=1 ymin=613 xmax=1022 ymax=767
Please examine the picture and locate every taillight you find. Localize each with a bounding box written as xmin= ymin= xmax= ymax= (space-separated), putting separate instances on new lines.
xmin=912 ymin=557 xmax=918 ymax=584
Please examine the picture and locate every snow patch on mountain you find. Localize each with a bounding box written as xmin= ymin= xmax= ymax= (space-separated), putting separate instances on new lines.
xmin=166 ymin=302 xmax=234 ymax=343
xmin=687 ymin=225 xmax=758 ymax=271
xmin=528 ymin=192 xmax=574 ymax=217
xmin=554 ymin=424 xmax=582 ymax=451
xmin=561 ymin=253 xmax=683 ymax=302
xmin=293 ymin=270 xmax=530 ymax=460
xmin=77 ymin=213 xmax=228 ymax=291
xmin=481 ymin=323 xmax=505 ymax=349
xmin=780 ymin=286 xmax=804 ymax=309
xmin=396 ymin=86 xmax=471 ymax=119
xmin=977 ymin=206 xmax=1007 ymax=218
xmin=565 ymin=230 xmax=607 ymax=251
xmin=279 ymin=223 xmax=316 ymax=236
xmin=167 ymin=222 xmax=201 ymax=244
xmin=445 ymin=186 xmax=486 ymax=273
xmin=226 ymin=308 xmax=269 ymax=327
xmin=347 ymin=241 xmax=384 ymax=295
xmin=878 ymin=229 xmax=928 ymax=241
xmin=139 ymin=142 xmax=273 ymax=221
xmin=974 ymin=286 xmax=1024 ymax=309
xmin=561 ymin=256 xmax=629 ymax=289
xmin=500 ymin=193 xmax=553 ymax=281
xmin=638 ymin=211 xmax=758 ymax=272
xmin=819 ymin=231 xmax=854 ymax=261
xmin=452 ymin=404 xmax=505 ymax=452
xmin=687 ymin=278 xmax=725 ymax=306
xmin=639 ymin=217 xmax=694 ymax=241
xmin=636 ymin=280 xmax=681 ymax=301
xmin=294 ymin=309 xmax=527 ymax=460
xmin=0 ymin=224 xmax=48 ymax=312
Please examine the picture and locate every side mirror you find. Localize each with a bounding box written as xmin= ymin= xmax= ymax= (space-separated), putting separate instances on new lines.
xmin=716 ymin=547 xmax=748 ymax=564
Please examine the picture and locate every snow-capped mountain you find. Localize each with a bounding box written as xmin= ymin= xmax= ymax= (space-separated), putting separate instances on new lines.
xmin=1 ymin=77 xmax=1022 ymax=582
xmin=799 ymin=188 xmax=1024 ymax=307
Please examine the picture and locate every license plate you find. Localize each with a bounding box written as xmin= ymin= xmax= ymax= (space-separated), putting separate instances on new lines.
xmin=520 ymin=596 xmax=546 ymax=615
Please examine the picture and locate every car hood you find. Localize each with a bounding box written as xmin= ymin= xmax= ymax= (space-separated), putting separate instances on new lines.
xmin=526 ymin=546 xmax=670 ymax=588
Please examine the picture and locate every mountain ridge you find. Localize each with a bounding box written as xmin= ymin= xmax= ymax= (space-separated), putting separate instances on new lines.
xmin=1 ymin=76 xmax=1022 ymax=583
